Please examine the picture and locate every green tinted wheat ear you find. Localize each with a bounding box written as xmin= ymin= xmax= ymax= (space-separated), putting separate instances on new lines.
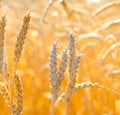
xmin=49 ymin=42 xmax=57 ymax=96
xmin=14 ymin=13 xmax=30 ymax=66
xmin=0 ymin=16 xmax=6 ymax=74
xmin=49 ymin=43 xmax=68 ymax=115
xmin=56 ymin=34 xmax=80 ymax=115
xmin=65 ymin=34 xmax=80 ymax=103
xmin=49 ymin=42 xmax=57 ymax=115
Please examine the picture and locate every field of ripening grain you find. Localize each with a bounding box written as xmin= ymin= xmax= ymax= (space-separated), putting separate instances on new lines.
xmin=1 ymin=0 xmax=120 ymax=115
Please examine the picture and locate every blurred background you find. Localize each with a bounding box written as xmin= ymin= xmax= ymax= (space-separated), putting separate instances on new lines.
xmin=1 ymin=0 xmax=120 ymax=115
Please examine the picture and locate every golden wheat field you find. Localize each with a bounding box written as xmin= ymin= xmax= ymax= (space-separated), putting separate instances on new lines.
xmin=1 ymin=0 xmax=120 ymax=115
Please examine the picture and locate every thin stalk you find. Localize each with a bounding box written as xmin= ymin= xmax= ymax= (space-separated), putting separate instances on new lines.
xmin=51 ymin=94 xmax=55 ymax=115
xmin=65 ymin=102 xmax=69 ymax=115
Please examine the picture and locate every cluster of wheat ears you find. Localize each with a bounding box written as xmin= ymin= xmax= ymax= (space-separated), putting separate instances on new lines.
xmin=1 ymin=0 xmax=120 ymax=115
xmin=0 ymin=14 xmax=30 ymax=115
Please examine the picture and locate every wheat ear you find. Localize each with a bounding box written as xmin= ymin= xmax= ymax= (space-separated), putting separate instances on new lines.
xmin=65 ymin=34 xmax=80 ymax=103
xmin=107 ymin=69 xmax=120 ymax=76
xmin=49 ymin=42 xmax=57 ymax=115
xmin=94 ymin=18 xmax=120 ymax=33
xmin=93 ymin=1 xmax=120 ymax=15
xmin=0 ymin=82 xmax=17 ymax=115
xmin=14 ymin=13 xmax=30 ymax=66
xmin=99 ymin=42 xmax=120 ymax=65
xmin=0 ymin=16 xmax=6 ymax=74
xmin=14 ymin=74 xmax=23 ymax=115
xmin=57 ymin=48 xmax=68 ymax=94
xmin=74 ymin=82 xmax=120 ymax=96
xmin=49 ymin=42 xmax=68 ymax=115
xmin=0 ymin=82 xmax=10 ymax=106
xmin=62 ymin=34 xmax=80 ymax=115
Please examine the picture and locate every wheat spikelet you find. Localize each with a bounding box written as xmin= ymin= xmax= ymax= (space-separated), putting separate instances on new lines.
xmin=0 ymin=16 xmax=6 ymax=74
xmin=93 ymin=1 xmax=120 ymax=16
xmin=4 ymin=56 xmax=9 ymax=80
xmin=13 ymin=74 xmax=23 ymax=115
xmin=14 ymin=13 xmax=30 ymax=65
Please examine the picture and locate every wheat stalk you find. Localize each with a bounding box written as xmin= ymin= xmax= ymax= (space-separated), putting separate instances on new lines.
xmin=41 ymin=0 xmax=56 ymax=22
